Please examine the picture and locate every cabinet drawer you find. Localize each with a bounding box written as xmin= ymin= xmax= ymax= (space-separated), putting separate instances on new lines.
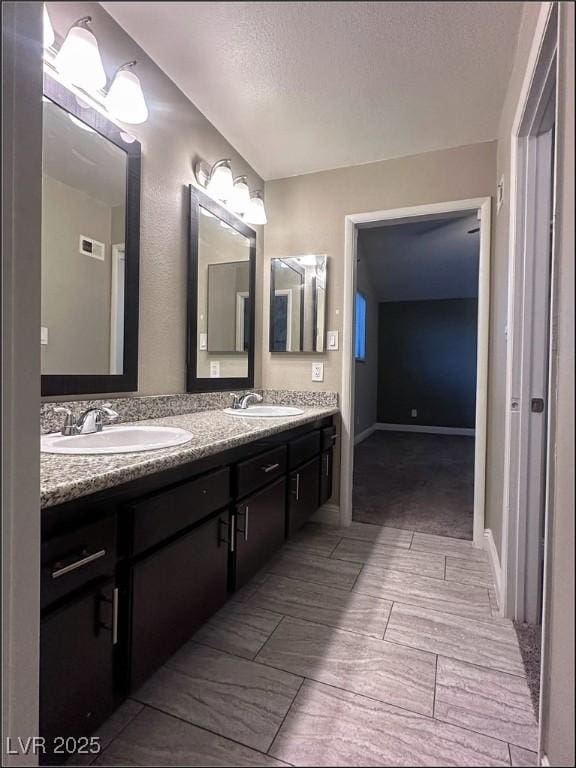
xmin=41 ymin=516 xmax=116 ymax=610
xmin=130 ymin=467 xmax=230 ymax=555
xmin=236 ymin=445 xmax=287 ymax=498
xmin=289 ymin=430 xmax=321 ymax=469
xmin=321 ymin=424 xmax=337 ymax=451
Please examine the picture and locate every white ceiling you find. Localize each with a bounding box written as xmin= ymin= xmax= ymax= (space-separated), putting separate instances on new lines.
xmin=358 ymin=213 xmax=480 ymax=302
xmin=102 ymin=1 xmax=523 ymax=180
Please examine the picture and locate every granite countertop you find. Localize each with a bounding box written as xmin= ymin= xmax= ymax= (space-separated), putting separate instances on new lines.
xmin=41 ymin=406 xmax=339 ymax=509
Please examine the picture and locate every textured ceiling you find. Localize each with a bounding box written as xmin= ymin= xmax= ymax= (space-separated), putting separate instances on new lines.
xmin=358 ymin=213 xmax=480 ymax=302
xmin=102 ymin=1 xmax=523 ymax=180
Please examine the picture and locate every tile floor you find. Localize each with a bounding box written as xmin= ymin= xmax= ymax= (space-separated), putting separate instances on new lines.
xmin=77 ymin=522 xmax=538 ymax=767
xmin=353 ymin=432 xmax=475 ymax=539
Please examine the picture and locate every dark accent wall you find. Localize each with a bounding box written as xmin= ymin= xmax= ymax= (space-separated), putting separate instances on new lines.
xmin=377 ymin=299 xmax=478 ymax=429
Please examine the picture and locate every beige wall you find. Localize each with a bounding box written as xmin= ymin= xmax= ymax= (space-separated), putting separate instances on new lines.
xmin=263 ymin=141 xmax=496 ymax=508
xmin=41 ymin=175 xmax=113 ymax=374
xmin=485 ymin=1 xmax=543 ymax=558
xmin=540 ymin=5 xmax=575 ymax=765
xmin=2 ymin=2 xmax=42 ymax=763
xmin=46 ymin=2 xmax=264 ymax=397
xmin=354 ymin=240 xmax=379 ymax=434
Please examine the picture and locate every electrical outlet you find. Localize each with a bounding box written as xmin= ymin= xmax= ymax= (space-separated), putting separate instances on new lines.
xmin=210 ymin=361 xmax=220 ymax=378
xmin=411 ymin=408 xmax=418 ymax=418
xmin=199 ymin=333 xmax=207 ymax=350
xmin=327 ymin=330 xmax=339 ymax=350
xmin=311 ymin=362 xmax=324 ymax=382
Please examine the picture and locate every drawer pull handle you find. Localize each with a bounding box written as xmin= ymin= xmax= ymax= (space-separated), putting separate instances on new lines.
xmin=261 ymin=462 xmax=280 ymax=473
xmin=325 ymin=454 xmax=330 ymax=477
xmin=51 ymin=549 xmax=106 ymax=579
xmin=238 ymin=505 xmax=250 ymax=541
xmin=293 ymin=473 xmax=300 ymax=501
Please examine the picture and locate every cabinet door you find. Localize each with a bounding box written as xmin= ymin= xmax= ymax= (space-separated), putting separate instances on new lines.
xmin=288 ymin=456 xmax=321 ymax=536
xmin=320 ymin=449 xmax=333 ymax=506
xmin=234 ymin=477 xmax=286 ymax=590
xmin=40 ymin=579 xmax=118 ymax=760
xmin=130 ymin=512 xmax=229 ymax=690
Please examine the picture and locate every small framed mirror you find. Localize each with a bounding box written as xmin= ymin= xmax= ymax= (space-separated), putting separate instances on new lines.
xmin=269 ymin=255 xmax=327 ymax=352
xmin=187 ymin=186 xmax=256 ymax=392
xmin=41 ymin=75 xmax=141 ymax=396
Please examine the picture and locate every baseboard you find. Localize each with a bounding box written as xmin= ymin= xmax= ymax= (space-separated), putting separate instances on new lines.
xmin=354 ymin=424 xmax=376 ymax=445
xmin=311 ymin=503 xmax=340 ymax=526
xmin=374 ymin=423 xmax=475 ymax=437
xmin=483 ymin=528 xmax=503 ymax=612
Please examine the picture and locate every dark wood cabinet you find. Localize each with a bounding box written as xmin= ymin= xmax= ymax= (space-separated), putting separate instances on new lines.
xmin=320 ymin=449 xmax=333 ymax=506
xmin=129 ymin=511 xmax=229 ymax=690
xmin=40 ymin=579 xmax=118 ymax=763
xmin=287 ymin=456 xmax=321 ymax=536
xmin=233 ymin=477 xmax=287 ymax=589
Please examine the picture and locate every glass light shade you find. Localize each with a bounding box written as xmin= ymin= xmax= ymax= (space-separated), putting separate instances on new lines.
xmin=245 ymin=192 xmax=267 ymax=225
xmin=106 ymin=67 xmax=149 ymax=124
xmin=206 ymin=160 xmax=234 ymax=202
xmin=230 ymin=176 xmax=251 ymax=214
xmin=43 ymin=5 xmax=55 ymax=49
xmin=55 ymin=24 xmax=107 ymax=91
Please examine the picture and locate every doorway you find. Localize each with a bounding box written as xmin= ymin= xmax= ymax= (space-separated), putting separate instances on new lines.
xmin=353 ymin=212 xmax=480 ymax=539
xmin=340 ymin=197 xmax=492 ymax=550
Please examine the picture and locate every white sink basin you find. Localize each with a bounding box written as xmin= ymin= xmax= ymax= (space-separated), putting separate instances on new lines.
xmin=223 ymin=405 xmax=304 ymax=418
xmin=41 ymin=425 xmax=194 ymax=455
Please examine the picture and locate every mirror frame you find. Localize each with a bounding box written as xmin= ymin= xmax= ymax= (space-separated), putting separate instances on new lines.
xmin=41 ymin=73 xmax=141 ymax=397
xmin=187 ymin=185 xmax=256 ymax=392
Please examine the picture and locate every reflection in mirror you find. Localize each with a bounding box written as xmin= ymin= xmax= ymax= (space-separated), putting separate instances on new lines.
xmin=270 ymin=255 xmax=327 ymax=352
xmin=41 ymin=97 xmax=127 ymax=375
xmin=196 ymin=207 xmax=252 ymax=379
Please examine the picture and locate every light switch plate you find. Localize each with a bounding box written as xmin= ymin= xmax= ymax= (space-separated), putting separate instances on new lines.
xmin=41 ymin=326 xmax=48 ymax=345
xmin=327 ymin=330 xmax=339 ymax=350
xmin=312 ymin=362 xmax=324 ymax=382
xmin=210 ymin=361 xmax=220 ymax=378
xmin=199 ymin=333 xmax=207 ymax=350
xmin=411 ymin=408 xmax=418 ymax=418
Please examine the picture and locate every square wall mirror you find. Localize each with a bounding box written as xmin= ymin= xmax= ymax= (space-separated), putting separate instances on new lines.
xmin=187 ymin=186 xmax=256 ymax=392
xmin=41 ymin=75 xmax=141 ymax=397
xmin=269 ymin=255 xmax=327 ymax=352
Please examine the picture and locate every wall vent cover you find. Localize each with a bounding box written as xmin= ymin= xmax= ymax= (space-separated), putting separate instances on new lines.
xmin=79 ymin=235 xmax=105 ymax=261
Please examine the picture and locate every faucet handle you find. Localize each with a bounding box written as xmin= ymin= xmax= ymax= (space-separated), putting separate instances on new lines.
xmin=230 ymin=393 xmax=241 ymax=410
xmin=53 ymin=407 xmax=76 ymax=436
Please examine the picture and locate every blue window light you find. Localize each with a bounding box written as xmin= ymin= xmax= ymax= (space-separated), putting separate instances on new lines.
xmin=355 ymin=292 xmax=366 ymax=361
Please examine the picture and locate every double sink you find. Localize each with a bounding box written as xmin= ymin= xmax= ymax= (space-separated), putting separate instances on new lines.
xmin=41 ymin=405 xmax=304 ymax=455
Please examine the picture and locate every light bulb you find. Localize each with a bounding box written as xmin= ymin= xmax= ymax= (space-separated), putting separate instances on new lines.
xmin=206 ymin=160 xmax=234 ymax=202
xmin=244 ymin=191 xmax=267 ymax=226
xmin=106 ymin=63 xmax=149 ymax=124
xmin=230 ymin=176 xmax=250 ymax=215
xmin=55 ymin=19 xmax=107 ymax=91
xmin=43 ymin=5 xmax=55 ymax=49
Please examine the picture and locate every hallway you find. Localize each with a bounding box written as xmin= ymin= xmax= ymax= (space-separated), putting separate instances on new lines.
xmin=353 ymin=431 xmax=475 ymax=539
xmin=87 ymin=521 xmax=537 ymax=767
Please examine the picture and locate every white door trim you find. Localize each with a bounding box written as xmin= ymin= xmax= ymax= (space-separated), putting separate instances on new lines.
xmin=340 ymin=197 xmax=491 ymax=548
xmin=501 ymin=1 xmax=557 ymax=622
xmin=273 ymin=288 xmax=293 ymax=351
xmin=109 ymin=243 xmax=125 ymax=374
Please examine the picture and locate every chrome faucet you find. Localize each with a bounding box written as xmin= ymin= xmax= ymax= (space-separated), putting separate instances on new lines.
xmin=230 ymin=392 xmax=263 ymax=410
xmin=54 ymin=404 xmax=119 ymax=435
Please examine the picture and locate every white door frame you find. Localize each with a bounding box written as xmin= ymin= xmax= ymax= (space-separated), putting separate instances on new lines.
xmin=109 ymin=243 xmax=125 ymax=374
xmin=273 ymin=288 xmax=293 ymax=351
xmin=235 ymin=291 xmax=250 ymax=351
xmin=501 ymin=2 xmax=558 ymax=622
xmin=340 ymin=197 xmax=492 ymax=549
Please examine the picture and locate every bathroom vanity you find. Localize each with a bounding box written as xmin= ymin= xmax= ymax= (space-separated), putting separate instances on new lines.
xmin=39 ymin=407 xmax=336 ymax=762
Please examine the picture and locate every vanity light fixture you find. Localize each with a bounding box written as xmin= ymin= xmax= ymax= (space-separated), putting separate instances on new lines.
xmin=206 ymin=159 xmax=234 ymax=202
xmin=106 ymin=61 xmax=149 ymax=125
xmin=230 ymin=175 xmax=251 ymax=215
xmin=55 ymin=17 xmax=107 ymax=92
xmin=43 ymin=5 xmax=55 ymax=50
xmin=244 ymin=191 xmax=268 ymax=226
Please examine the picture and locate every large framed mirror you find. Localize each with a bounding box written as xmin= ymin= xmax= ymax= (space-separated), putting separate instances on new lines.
xmin=269 ymin=255 xmax=327 ymax=352
xmin=41 ymin=75 xmax=141 ymax=397
xmin=187 ymin=186 xmax=256 ymax=392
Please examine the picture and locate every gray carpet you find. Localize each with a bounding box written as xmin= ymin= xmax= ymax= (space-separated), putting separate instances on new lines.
xmin=353 ymin=431 xmax=475 ymax=539
xmin=514 ymin=621 xmax=542 ymax=716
